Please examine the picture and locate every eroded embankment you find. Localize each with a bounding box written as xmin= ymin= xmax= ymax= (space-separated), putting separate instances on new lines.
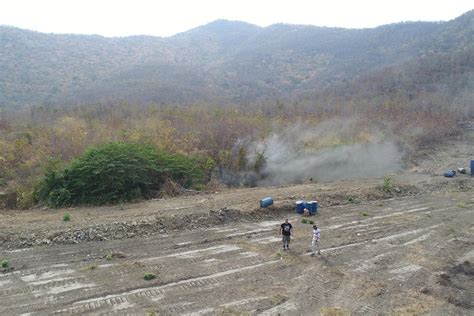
xmin=0 ymin=182 xmax=422 ymax=250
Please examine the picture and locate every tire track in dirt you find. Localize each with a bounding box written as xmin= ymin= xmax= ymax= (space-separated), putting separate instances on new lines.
xmin=53 ymin=260 xmax=279 ymax=314
xmin=1 ymin=190 xmax=472 ymax=315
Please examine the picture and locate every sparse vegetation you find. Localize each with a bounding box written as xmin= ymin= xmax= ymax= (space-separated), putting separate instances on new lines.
xmin=362 ymin=212 xmax=369 ymax=217
xmin=309 ymin=220 xmax=315 ymax=225
xmin=63 ymin=212 xmax=71 ymax=221
xmin=84 ymin=264 xmax=97 ymax=271
xmin=0 ymin=98 xmax=464 ymax=209
xmin=301 ymin=218 xmax=308 ymax=224
xmin=105 ymin=254 xmax=113 ymax=261
xmin=1 ymin=259 xmax=10 ymax=268
xmin=143 ymin=273 xmax=156 ymax=281
xmin=383 ymin=176 xmax=394 ymax=193
xmin=458 ymin=202 xmax=466 ymax=208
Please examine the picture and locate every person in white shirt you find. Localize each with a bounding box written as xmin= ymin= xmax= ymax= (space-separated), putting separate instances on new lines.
xmin=311 ymin=225 xmax=321 ymax=256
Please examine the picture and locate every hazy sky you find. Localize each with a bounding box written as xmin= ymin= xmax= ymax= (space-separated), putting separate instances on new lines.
xmin=1 ymin=0 xmax=472 ymax=37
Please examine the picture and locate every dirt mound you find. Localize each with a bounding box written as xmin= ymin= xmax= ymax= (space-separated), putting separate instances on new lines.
xmin=1 ymin=205 xmax=292 ymax=248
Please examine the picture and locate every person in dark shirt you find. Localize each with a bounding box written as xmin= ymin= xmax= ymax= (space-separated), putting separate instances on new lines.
xmin=280 ymin=218 xmax=293 ymax=250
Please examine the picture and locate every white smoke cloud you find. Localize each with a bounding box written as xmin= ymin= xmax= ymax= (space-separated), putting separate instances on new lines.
xmin=250 ymin=118 xmax=404 ymax=185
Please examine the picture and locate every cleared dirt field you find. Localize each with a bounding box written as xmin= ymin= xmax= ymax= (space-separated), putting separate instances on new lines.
xmin=1 ymin=141 xmax=473 ymax=315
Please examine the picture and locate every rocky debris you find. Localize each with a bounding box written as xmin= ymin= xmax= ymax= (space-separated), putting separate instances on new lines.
xmin=3 ymin=206 xmax=283 ymax=249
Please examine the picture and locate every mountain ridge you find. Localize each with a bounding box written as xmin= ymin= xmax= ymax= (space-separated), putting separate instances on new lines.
xmin=0 ymin=10 xmax=473 ymax=108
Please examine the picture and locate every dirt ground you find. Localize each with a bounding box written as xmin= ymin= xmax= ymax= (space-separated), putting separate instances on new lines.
xmin=0 ymin=140 xmax=473 ymax=315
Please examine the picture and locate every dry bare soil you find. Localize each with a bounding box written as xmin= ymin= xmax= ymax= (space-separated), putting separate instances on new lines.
xmin=1 ymin=141 xmax=473 ymax=315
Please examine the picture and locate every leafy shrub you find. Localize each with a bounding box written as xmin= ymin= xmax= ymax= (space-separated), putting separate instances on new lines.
xmin=34 ymin=142 xmax=207 ymax=206
xmin=154 ymin=151 xmax=207 ymax=188
xmin=301 ymin=218 xmax=308 ymax=224
xmin=1 ymin=259 xmax=9 ymax=268
xmin=143 ymin=272 xmax=156 ymax=281
xmin=309 ymin=220 xmax=315 ymax=225
xmin=50 ymin=188 xmax=72 ymax=207
xmin=63 ymin=212 xmax=71 ymax=221
xmin=34 ymin=171 xmax=68 ymax=207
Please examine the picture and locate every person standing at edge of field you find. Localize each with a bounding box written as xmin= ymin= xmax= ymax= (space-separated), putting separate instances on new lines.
xmin=280 ymin=218 xmax=293 ymax=250
xmin=311 ymin=225 xmax=321 ymax=256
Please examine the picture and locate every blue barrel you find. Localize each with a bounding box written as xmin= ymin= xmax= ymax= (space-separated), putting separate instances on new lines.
xmin=260 ymin=197 xmax=273 ymax=208
xmin=471 ymin=160 xmax=474 ymax=176
xmin=296 ymin=200 xmax=305 ymax=214
xmin=444 ymin=170 xmax=455 ymax=178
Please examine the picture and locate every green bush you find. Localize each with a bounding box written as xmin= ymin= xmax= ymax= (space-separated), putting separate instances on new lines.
xmin=34 ymin=142 xmax=207 ymax=206
xmin=50 ymin=188 xmax=72 ymax=207
xmin=34 ymin=171 xmax=69 ymax=207
xmin=143 ymin=272 xmax=156 ymax=281
xmin=63 ymin=212 xmax=71 ymax=221
xmin=1 ymin=259 xmax=9 ymax=268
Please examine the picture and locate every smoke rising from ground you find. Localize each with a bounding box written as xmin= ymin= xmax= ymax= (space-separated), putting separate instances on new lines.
xmin=239 ymin=118 xmax=405 ymax=186
xmin=258 ymin=136 xmax=402 ymax=185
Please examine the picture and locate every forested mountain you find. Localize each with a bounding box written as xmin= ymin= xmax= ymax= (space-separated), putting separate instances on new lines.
xmin=0 ymin=10 xmax=473 ymax=110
